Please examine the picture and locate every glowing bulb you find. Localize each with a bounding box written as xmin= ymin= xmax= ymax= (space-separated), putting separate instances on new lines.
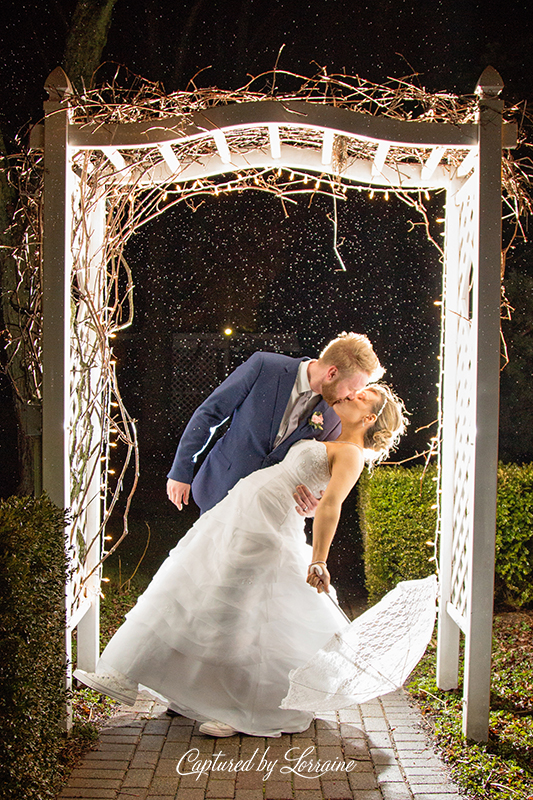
xmin=224 ymin=327 xmax=233 ymax=336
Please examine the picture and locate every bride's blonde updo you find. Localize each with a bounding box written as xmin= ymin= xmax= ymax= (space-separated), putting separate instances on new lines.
xmin=363 ymin=383 xmax=408 ymax=463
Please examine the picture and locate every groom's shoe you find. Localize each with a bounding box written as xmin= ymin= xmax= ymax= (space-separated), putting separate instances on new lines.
xmin=73 ymin=669 xmax=138 ymax=706
xmin=199 ymin=720 xmax=238 ymax=737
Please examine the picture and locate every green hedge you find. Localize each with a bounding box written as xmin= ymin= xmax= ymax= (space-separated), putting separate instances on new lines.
xmin=495 ymin=463 xmax=533 ymax=607
xmin=0 ymin=495 xmax=69 ymax=800
xmin=358 ymin=465 xmax=437 ymax=604
xmin=359 ymin=463 xmax=533 ymax=609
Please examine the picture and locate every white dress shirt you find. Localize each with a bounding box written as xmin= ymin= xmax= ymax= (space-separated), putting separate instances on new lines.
xmin=274 ymin=360 xmax=321 ymax=447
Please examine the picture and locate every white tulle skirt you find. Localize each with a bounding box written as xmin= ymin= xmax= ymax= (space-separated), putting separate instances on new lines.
xmin=97 ymin=463 xmax=346 ymax=737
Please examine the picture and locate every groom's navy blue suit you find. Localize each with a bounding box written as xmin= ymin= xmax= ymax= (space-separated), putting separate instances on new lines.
xmin=167 ymin=352 xmax=342 ymax=513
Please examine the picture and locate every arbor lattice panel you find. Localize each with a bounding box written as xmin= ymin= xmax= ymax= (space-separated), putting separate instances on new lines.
xmin=448 ymin=184 xmax=477 ymax=626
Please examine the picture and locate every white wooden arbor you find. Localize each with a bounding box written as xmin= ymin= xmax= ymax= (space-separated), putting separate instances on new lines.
xmin=37 ymin=66 xmax=516 ymax=741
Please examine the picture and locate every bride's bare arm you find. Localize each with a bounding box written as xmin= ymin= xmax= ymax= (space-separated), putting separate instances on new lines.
xmin=307 ymin=446 xmax=364 ymax=593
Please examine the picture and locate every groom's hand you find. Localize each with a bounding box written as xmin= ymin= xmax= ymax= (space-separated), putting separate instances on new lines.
xmin=293 ymin=484 xmax=322 ymax=517
xmin=167 ymin=479 xmax=190 ymax=510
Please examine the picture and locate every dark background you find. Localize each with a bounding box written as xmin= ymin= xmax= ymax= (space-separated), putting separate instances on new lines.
xmin=1 ymin=0 xmax=532 ymax=588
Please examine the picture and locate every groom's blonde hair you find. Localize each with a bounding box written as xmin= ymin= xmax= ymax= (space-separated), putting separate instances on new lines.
xmin=319 ymin=332 xmax=384 ymax=381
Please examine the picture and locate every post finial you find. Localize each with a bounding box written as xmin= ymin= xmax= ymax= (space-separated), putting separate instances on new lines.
xmin=44 ymin=67 xmax=74 ymax=102
xmin=475 ymin=66 xmax=504 ymax=98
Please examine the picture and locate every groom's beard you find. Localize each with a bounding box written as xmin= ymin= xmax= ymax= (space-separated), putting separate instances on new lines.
xmin=321 ymin=378 xmax=346 ymax=407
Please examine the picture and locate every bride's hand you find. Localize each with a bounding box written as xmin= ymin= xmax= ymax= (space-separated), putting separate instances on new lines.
xmin=307 ymin=563 xmax=330 ymax=593
xmin=294 ymin=485 xmax=322 ymax=517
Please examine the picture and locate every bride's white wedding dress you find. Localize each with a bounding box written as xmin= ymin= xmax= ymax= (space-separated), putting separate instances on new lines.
xmin=97 ymin=439 xmax=346 ymax=737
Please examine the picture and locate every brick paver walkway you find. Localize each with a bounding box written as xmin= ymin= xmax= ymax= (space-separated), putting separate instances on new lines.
xmin=58 ymin=689 xmax=466 ymax=800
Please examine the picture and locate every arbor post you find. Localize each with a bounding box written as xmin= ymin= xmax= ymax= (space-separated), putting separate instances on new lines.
xmin=461 ymin=66 xmax=503 ymax=741
xmin=42 ymin=66 xmax=74 ymax=726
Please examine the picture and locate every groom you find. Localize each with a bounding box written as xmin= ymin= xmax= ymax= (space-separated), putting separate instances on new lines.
xmin=167 ymin=332 xmax=383 ymax=514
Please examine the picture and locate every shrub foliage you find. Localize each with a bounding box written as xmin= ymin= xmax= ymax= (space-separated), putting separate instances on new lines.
xmin=358 ymin=465 xmax=437 ymax=604
xmin=359 ymin=462 xmax=533 ymax=608
xmin=0 ymin=495 xmax=68 ymax=799
xmin=495 ymin=463 xmax=533 ymax=607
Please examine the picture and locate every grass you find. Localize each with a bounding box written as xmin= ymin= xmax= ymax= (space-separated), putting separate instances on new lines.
xmin=407 ymin=610 xmax=533 ymax=800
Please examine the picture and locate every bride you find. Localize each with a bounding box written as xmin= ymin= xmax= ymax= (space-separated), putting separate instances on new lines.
xmin=75 ymin=383 xmax=407 ymax=738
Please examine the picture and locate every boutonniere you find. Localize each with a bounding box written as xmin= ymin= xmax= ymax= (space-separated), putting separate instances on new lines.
xmin=309 ymin=412 xmax=324 ymax=430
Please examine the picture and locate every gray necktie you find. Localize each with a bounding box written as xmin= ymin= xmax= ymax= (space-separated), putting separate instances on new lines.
xmin=280 ymin=390 xmax=314 ymax=443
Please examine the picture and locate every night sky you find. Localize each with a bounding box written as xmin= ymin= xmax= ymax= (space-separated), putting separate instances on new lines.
xmin=1 ymin=1 xmax=533 ymax=512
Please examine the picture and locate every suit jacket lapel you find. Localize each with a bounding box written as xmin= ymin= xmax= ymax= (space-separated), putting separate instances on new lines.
xmin=269 ymin=358 xmax=305 ymax=450
xmin=281 ymin=397 xmax=331 ymax=449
